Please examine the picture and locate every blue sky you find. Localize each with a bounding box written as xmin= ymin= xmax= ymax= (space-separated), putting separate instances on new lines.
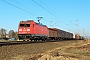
xmin=0 ymin=0 xmax=90 ymax=36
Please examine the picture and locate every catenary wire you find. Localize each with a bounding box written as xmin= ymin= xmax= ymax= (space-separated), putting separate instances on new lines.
xmin=12 ymin=0 xmax=42 ymax=16
xmin=12 ymin=0 xmax=50 ymax=23
xmin=39 ymin=0 xmax=77 ymax=26
xmin=32 ymin=0 xmax=68 ymax=25
xmin=1 ymin=0 xmax=37 ymax=16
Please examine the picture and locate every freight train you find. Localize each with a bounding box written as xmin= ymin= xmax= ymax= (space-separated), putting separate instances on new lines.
xmin=18 ymin=20 xmax=82 ymax=41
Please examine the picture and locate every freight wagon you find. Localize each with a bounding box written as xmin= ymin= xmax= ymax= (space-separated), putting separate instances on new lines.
xmin=75 ymin=34 xmax=84 ymax=40
xmin=48 ymin=28 xmax=73 ymax=40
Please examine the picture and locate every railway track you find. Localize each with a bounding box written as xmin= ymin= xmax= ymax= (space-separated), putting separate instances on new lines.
xmin=0 ymin=41 xmax=46 ymax=47
xmin=0 ymin=41 xmax=30 ymax=46
xmin=0 ymin=41 xmax=52 ymax=46
xmin=0 ymin=39 xmax=80 ymax=47
xmin=0 ymin=40 xmax=57 ymax=47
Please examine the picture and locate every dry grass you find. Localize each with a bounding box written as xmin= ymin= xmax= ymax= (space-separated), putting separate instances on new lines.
xmin=0 ymin=40 xmax=90 ymax=60
xmin=48 ymin=40 xmax=90 ymax=60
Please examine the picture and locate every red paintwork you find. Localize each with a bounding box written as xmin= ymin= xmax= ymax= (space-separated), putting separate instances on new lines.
xmin=18 ymin=20 xmax=49 ymax=36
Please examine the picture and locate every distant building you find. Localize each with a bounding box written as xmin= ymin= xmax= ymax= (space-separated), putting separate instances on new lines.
xmin=6 ymin=34 xmax=9 ymax=38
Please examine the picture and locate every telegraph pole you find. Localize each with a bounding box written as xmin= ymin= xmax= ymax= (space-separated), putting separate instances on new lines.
xmin=76 ymin=20 xmax=79 ymax=34
xmin=50 ymin=21 xmax=52 ymax=27
xmin=83 ymin=29 xmax=85 ymax=36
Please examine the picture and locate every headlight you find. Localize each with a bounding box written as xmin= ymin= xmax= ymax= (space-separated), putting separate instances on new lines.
xmin=27 ymin=29 xmax=30 ymax=31
xmin=19 ymin=29 xmax=22 ymax=31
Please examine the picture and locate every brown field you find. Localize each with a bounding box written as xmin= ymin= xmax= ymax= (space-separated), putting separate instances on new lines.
xmin=0 ymin=40 xmax=90 ymax=60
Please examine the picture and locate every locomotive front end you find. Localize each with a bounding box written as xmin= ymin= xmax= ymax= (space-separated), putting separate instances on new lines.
xmin=18 ymin=20 xmax=33 ymax=40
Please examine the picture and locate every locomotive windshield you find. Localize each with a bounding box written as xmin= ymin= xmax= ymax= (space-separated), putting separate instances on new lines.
xmin=20 ymin=24 xmax=30 ymax=27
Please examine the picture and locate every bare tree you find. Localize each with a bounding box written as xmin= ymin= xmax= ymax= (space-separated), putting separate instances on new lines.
xmin=14 ymin=31 xmax=18 ymax=40
xmin=8 ymin=30 xmax=15 ymax=38
xmin=0 ymin=28 xmax=7 ymax=38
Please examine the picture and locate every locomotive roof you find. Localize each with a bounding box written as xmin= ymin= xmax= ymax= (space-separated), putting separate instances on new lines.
xmin=20 ymin=20 xmax=33 ymax=22
xmin=20 ymin=20 xmax=47 ymax=27
xmin=35 ymin=23 xmax=47 ymax=27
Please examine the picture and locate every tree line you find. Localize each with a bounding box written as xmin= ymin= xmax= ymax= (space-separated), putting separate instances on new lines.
xmin=0 ymin=28 xmax=18 ymax=40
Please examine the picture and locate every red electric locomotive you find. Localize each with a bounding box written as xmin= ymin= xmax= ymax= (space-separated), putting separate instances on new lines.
xmin=18 ymin=20 xmax=49 ymax=41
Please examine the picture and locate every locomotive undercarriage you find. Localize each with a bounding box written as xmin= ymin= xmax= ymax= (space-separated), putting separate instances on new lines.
xmin=18 ymin=34 xmax=48 ymax=41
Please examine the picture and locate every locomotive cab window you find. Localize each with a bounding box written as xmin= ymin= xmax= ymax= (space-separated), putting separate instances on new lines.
xmin=26 ymin=24 xmax=30 ymax=27
xmin=20 ymin=24 xmax=24 ymax=27
xmin=20 ymin=24 xmax=30 ymax=27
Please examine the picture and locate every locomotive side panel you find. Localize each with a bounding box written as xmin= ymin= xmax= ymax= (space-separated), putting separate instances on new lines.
xmin=33 ymin=23 xmax=49 ymax=36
